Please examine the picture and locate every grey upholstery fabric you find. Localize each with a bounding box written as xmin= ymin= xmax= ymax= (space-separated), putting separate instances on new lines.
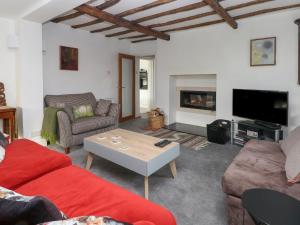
xmin=222 ymin=139 xmax=300 ymax=225
xmin=57 ymin=111 xmax=72 ymax=148
xmin=95 ymin=99 xmax=112 ymax=116
xmin=44 ymin=93 xmax=119 ymax=150
xmin=72 ymin=116 xmax=115 ymax=135
xmin=45 ymin=92 xmax=97 ymax=111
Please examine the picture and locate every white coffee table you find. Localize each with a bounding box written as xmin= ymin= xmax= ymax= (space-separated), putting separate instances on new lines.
xmin=84 ymin=128 xmax=180 ymax=199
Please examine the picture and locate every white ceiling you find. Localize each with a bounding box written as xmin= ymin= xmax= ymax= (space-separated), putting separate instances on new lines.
xmin=0 ymin=0 xmax=44 ymax=18
xmin=53 ymin=0 xmax=300 ymax=40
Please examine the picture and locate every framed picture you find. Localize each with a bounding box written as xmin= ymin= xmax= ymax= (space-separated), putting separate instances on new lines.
xmin=60 ymin=46 xmax=78 ymax=71
xmin=250 ymin=37 xmax=276 ymax=66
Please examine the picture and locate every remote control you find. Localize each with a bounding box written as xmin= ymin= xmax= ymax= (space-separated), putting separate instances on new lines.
xmin=155 ymin=140 xmax=171 ymax=148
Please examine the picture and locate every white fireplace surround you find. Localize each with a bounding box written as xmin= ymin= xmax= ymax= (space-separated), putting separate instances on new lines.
xmin=169 ymin=74 xmax=217 ymax=127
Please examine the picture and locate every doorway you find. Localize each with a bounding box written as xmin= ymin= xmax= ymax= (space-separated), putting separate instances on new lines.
xmin=118 ymin=53 xmax=135 ymax=122
xmin=139 ymin=57 xmax=155 ymax=114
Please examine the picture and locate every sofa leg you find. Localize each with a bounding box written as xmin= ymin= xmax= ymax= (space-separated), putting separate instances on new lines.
xmin=47 ymin=141 xmax=50 ymax=146
xmin=64 ymin=147 xmax=70 ymax=154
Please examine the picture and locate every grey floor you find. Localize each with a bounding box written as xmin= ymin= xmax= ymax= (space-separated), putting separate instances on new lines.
xmin=51 ymin=119 xmax=240 ymax=225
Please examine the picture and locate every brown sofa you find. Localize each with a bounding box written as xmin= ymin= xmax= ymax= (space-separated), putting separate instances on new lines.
xmin=44 ymin=92 xmax=119 ymax=153
xmin=222 ymin=139 xmax=300 ymax=225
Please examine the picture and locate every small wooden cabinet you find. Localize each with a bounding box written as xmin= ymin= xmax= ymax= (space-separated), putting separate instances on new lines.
xmin=0 ymin=106 xmax=16 ymax=142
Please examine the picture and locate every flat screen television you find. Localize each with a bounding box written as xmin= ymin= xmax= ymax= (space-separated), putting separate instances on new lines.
xmin=233 ymin=89 xmax=288 ymax=126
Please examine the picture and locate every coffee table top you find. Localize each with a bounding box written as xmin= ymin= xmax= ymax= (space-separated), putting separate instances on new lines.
xmin=84 ymin=128 xmax=179 ymax=162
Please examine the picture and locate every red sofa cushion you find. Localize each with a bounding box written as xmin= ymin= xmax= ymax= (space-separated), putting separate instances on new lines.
xmin=16 ymin=165 xmax=177 ymax=225
xmin=0 ymin=139 xmax=71 ymax=189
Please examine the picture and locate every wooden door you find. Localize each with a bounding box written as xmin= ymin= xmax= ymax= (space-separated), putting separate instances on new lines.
xmin=118 ymin=53 xmax=136 ymax=122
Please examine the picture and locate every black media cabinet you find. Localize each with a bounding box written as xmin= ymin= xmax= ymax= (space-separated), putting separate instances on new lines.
xmin=231 ymin=120 xmax=283 ymax=146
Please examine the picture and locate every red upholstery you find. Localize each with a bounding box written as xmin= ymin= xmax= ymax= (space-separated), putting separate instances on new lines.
xmin=16 ymin=166 xmax=177 ymax=225
xmin=0 ymin=139 xmax=71 ymax=189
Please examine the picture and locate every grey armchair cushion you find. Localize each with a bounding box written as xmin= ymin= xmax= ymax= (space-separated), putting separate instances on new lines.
xmin=95 ymin=99 xmax=112 ymax=116
xmin=71 ymin=116 xmax=116 ymax=134
xmin=45 ymin=92 xmax=97 ymax=111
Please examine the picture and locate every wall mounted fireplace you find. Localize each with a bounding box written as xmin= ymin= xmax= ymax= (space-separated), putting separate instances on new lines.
xmin=180 ymin=90 xmax=216 ymax=111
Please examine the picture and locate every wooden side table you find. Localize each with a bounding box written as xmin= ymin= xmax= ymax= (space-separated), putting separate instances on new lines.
xmin=0 ymin=106 xmax=16 ymax=142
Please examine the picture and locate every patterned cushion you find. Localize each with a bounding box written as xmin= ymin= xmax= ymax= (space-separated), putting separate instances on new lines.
xmin=0 ymin=132 xmax=8 ymax=148
xmin=95 ymin=99 xmax=112 ymax=116
xmin=285 ymin=143 xmax=300 ymax=184
xmin=73 ymin=105 xmax=94 ymax=120
xmin=281 ymin=126 xmax=300 ymax=156
xmin=0 ymin=146 xmax=5 ymax=163
xmin=44 ymin=93 xmax=97 ymax=111
xmin=71 ymin=116 xmax=116 ymax=135
xmin=54 ymin=103 xmax=74 ymax=122
xmin=37 ymin=216 xmax=131 ymax=225
xmin=0 ymin=186 xmax=66 ymax=225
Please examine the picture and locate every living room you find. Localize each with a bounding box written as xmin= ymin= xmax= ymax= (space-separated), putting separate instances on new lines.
xmin=1 ymin=0 xmax=300 ymax=225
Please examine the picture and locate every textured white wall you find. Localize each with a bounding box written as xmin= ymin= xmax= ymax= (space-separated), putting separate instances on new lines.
xmin=153 ymin=9 xmax=300 ymax=129
xmin=0 ymin=18 xmax=17 ymax=106
xmin=43 ymin=22 xmax=131 ymax=103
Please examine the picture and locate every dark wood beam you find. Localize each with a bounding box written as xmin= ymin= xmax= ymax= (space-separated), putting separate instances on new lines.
xmin=75 ymin=4 xmax=170 ymax=40
xmin=295 ymin=19 xmax=300 ymax=85
xmin=150 ymin=0 xmax=271 ymax=29
xmin=118 ymin=0 xmax=271 ymax=40
xmin=204 ymin=0 xmax=237 ymax=29
xmin=92 ymin=1 xmax=208 ymax=33
xmin=73 ymin=0 xmax=175 ymax=29
xmin=120 ymin=34 xmax=148 ymax=40
xmin=163 ymin=3 xmax=300 ymax=33
xmin=51 ymin=0 xmax=120 ymax=23
xmin=132 ymin=38 xmax=157 ymax=43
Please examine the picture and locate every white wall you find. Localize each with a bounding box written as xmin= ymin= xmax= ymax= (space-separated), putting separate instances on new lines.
xmin=16 ymin=19 xmax=44 ymax=138
xmin=0 ymin=18 xmax=44 ymax=138
xmin=151 ymin=9 xmax=300 ymax=129
xmin=43 ymin=22 xmax=131 ymax=102
xmin=0 ymin=18 xmax=17 ymax=106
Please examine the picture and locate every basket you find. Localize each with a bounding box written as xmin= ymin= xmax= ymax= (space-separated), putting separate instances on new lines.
xmin=149 ymin=115 xmax=164 ymax=130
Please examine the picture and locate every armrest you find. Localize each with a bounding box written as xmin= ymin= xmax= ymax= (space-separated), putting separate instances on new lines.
xmin=57 ymin=111 xmax=73 ymax=148
xmin=108 ymin=103 xmax=120 ymax=123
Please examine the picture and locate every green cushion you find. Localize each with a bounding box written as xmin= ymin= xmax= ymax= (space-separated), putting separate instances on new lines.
xmin=72 ymin=104 xmax=94 ymax=120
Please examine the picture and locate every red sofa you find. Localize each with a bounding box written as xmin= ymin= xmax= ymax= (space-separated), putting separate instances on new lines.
xmin=0 ymin=139 xmax=177 ymax=225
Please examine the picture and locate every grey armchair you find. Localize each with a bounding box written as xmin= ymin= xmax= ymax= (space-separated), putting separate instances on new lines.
xmin=44 ymin=92 xmax=119 ymax=153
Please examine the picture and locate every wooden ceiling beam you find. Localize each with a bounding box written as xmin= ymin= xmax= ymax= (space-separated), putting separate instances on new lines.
xmin=204 ymin=0 xmax=237 ymax=29
xmin=110 ymin=0 xmax=268 ymax=38
xmin=150 ymin=0 xmax=271 ymax=29
xmin=73 ymin=0 xmax=175 ymax=29
xmin=132 ymin=38 xmax=157 ymax=43
xmin=92 ymin=1 xmax=208 ymax=33
xmin=51 ymin=0 xmax=120 ymax=23
xmin=164 ymin=3 xmax=300 ymax=33
xmin=119 ymin=34 xmax=148 ymax=40
xmin=75 ymin=4 xmax=170 ymax=40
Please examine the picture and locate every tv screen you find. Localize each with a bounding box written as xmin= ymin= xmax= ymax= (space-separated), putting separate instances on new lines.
xmin=233 ymin=89 xmax=288 ymax=126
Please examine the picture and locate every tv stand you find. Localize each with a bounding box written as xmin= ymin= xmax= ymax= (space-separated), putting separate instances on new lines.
xmin=231 ymin=120 xmax=283 ymax=146
xmin=254 ymin=120 xmax=281 ymax=130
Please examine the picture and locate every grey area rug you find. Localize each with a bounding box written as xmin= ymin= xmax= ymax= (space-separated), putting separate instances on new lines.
xmin=49 ymin=119 xmax=241 ymax=225
xmin=145 ymin=128 xmax=209 ymax=151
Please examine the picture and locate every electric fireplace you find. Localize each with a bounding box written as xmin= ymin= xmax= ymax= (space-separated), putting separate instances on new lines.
xmin=180 ymin=90 xmax=216 ymax=111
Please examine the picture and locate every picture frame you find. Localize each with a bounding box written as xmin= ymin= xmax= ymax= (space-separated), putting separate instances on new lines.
xmin=250 ymin=37 xmax=276 ymax=66
xmin=60 ymin=46 xmax=78 ymax=71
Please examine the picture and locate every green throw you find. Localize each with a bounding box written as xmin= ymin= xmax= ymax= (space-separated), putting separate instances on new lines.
xmin=41 ymin=107 xmax=63 ymax=145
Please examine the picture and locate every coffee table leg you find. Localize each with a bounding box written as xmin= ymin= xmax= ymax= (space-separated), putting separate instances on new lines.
xmin=86 ymin=152 xmax=94 ymax=170
xmin=169 ymin=160 xmax=177 ymax=178
xmin=144 ymin=176 xmax=149 ymax=200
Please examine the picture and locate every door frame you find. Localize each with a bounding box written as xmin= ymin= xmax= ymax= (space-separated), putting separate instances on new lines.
xmin=118 ymin=53 xmax=136 ymax=122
